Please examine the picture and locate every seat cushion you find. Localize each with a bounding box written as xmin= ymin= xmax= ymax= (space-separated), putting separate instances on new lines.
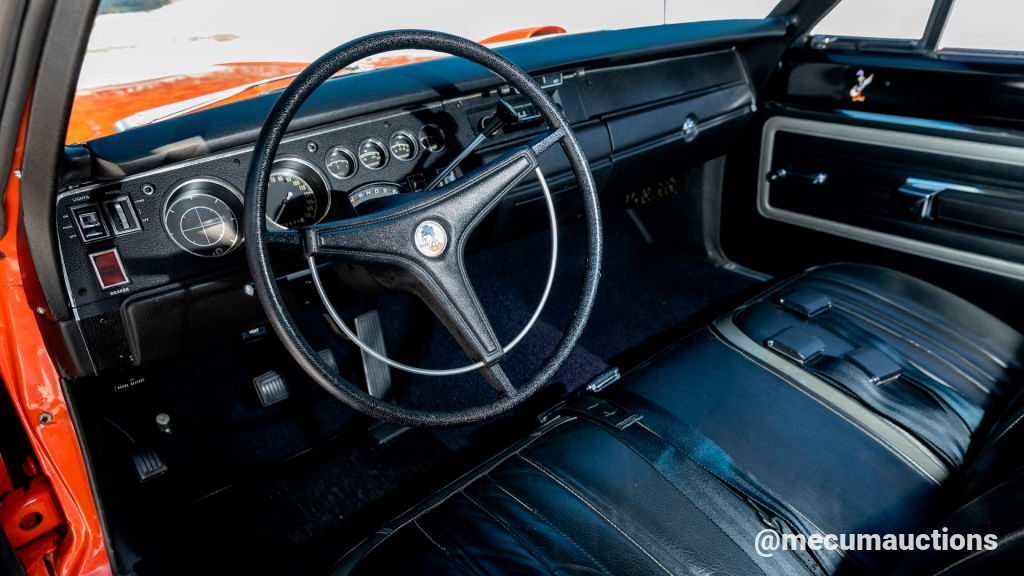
xmin=332 ymin=413 xmax=823 ymax=576
xmin=607 ymin=330 xmax=942 ymax=571
xmin=332 ymin=263 xmax=1024 ymax=575
xmin=729 ymin=263 xmax=1024 ymax=470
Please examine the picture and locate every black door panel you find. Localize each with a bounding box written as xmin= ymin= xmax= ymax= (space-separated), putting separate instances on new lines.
xmin=780 ymin=50 xmax=1024 ymax=130
xmin=761 ymin=118 xmax=1024 ymax=272
xmin=724 ymin=50 xmax=1024 ymax=329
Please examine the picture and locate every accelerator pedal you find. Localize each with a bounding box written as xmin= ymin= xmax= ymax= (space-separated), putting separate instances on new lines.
xmin=354 ymin=310 xmax=392 ymax=399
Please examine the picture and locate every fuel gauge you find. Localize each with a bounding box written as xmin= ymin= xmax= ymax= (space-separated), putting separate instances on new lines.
xmin=389 ymin=131 xmax=417 ymax=162
xmin=325 ymin=146 xmax=356 ymax=179
xmin=358 ymin=139 xmax=388 ymax=170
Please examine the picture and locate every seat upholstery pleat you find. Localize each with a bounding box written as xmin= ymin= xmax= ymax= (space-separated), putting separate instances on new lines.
xmin=334 ymin=263 xmax=1024 ymax=575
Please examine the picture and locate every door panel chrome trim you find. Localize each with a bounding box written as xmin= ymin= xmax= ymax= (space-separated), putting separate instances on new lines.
xmin=758 ymin=116 xmax=1024 ymax=281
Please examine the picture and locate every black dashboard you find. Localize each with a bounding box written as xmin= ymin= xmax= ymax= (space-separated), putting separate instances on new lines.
xmin=60 ymin=102 xmax=466 ymax=306
xmin=47 ymin=20 xmax=787 ymax=377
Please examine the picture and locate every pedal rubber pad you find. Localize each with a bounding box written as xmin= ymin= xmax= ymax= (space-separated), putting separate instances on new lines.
xmin=131 ymin=448 xmax=168 ymax=483
xmin=254 ymin=370 xmax=289 ymax=407
xmin=354 ymin=310 xmax=392 ymax=399
xmin=318 ymin=348 xmax=339 ymax=373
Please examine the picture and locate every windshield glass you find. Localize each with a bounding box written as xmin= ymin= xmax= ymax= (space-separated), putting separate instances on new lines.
xmin=69 ymin=0 xmax=778 ymax=143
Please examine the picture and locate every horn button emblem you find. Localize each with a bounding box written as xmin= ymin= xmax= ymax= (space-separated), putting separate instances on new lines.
xmin=414 ymin=220 xmax=448 ymax=258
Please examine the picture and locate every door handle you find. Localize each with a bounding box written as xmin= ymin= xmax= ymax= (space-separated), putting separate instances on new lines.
xmin=768 ymin=168 xmax=829 ymax=186
xmin=892 ymin=178 xmax=983 ymax=221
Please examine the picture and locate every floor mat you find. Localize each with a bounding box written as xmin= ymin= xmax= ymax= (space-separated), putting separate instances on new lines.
xmin=136 ymin=428 xmax=453 ymax=575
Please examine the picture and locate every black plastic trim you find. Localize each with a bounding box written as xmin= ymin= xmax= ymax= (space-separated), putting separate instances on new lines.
xmin=0 ymin=0 xmax=50 ymax=237
xmin=20 ymin=0 xmax=97 ymax=326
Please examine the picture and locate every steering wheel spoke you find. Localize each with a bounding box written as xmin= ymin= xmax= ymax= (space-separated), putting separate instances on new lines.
xmin=529 ymin=127 xmax=567 ymax=156
xmin=481 ymin=363 xmax=517 ymax=397
xmin=306 ymin=146 xmax=537 ymax=261
xmin=265 ymin=227 xmax=303 ymax=248
xmin=401 ymin=255 xmax=504 ymax=365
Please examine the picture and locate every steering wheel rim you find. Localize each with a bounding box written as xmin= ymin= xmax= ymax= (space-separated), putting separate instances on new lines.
xmin=244 ymin=29 xmax=602 ymax=427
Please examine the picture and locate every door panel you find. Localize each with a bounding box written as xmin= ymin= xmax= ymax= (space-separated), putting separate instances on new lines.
xmin=723 ymin=50 xmax=1024 ymax=328
xmin=759 ymin=116 xmax=1024 ymax=280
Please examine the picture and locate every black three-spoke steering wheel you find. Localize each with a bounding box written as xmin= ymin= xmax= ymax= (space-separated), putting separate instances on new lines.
xmin=244 ymin=30 xmax=601 ymax=427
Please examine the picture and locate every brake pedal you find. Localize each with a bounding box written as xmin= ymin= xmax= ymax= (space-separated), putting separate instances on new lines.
xmin=355 ymin=310 xmax=392 ymax=399
xmin=131 ymin=448 xmax=168 ymax=483
xmin=253 ymin=370 xmax=289 ymax=407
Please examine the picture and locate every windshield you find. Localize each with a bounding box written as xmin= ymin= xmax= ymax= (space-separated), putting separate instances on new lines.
xmin=69 ymin=0 xmax=778 ymax=143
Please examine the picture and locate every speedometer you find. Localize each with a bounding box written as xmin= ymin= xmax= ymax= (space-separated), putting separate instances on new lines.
xmin=268 ymin=157 xmax=331 ymax=229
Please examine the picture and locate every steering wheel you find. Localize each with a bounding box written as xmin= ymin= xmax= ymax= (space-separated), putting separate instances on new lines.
xmin=244 ymin=30 xmax=602 ymax=427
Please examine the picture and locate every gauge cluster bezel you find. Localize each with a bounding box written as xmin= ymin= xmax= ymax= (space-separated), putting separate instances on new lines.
xmin=357 ymin=138 xmax=389 ymax=170
xmin=324 ymin=146 xmax=357 ymax=180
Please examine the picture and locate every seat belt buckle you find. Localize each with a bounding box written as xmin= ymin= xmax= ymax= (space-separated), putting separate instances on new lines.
xmin=766 ymin=327 xmax=826 ymax=364
xmin=778 ymin=289 xmax=832 ymax=318
xmin=566 ymin=397 xmax=642 ymax=430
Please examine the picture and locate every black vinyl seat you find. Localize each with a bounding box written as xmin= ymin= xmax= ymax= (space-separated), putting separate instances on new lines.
xmin=332 ymin=264 xmax=1024 ymax=575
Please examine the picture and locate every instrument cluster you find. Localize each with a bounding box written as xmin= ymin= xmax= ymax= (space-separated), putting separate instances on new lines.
xmin=56 ymin=108 xmax=459 ymax=310
xmin=159 ymin=124 xmax=450 ymax=260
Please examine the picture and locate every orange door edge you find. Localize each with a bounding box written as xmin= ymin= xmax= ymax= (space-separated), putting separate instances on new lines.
xmin=0 ymin=105 xmax=112 ymax=575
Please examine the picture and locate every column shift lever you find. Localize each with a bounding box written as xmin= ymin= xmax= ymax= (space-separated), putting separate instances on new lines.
xmin=425 ymin=99 xmax=520 ymax=191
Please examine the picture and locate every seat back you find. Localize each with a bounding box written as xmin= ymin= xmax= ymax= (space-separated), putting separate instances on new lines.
xmin=895 ymin=465 xmax=1024 ymax=574
xmin=962 ymin=385 xmax=1024 ymax=497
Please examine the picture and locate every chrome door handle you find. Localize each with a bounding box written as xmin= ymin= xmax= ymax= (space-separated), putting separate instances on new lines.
xmin=768 ymin=168 xmax=828 ymax=186
xmin=893 ymin=178 xmax=983 ymax=220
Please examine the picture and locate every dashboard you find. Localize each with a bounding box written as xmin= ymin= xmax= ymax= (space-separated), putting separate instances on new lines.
xmin=59 ymin=103 xmax=465 ymax=305
xmin=51 ymin=32 xmax=771 ymax=376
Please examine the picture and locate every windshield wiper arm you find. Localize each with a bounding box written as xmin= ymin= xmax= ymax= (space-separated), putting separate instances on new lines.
xmin=113 ymin=72 xmax=303 ymax=132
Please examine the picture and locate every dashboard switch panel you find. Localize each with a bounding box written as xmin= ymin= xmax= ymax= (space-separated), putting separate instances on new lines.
xmin=103 ymin=196 xmax=142 ymax=235
xmin=89 ymin=248 xmax=130 ymax=289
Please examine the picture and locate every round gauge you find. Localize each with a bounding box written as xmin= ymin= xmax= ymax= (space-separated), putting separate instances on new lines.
xmin=267 ymin=157 xmax=331 ymax=229
xmin=357 ymin=139 xmax=388 ymax=170
xmin=163 ymin=178 xmax=243 ymax=257
xmin=419 ymin=125 xmax=446 ymax=153
xmin=389 ymin=132 xmax=417 ymax=162
xmin=325 ymin=146 xmax=356 ymax=179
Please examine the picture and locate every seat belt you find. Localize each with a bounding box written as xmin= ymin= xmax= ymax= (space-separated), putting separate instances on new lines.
xmin=560 ymin=395 xmax=859 ymax=576
xmin=815 ymin=308 xmax=983 ymax=430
